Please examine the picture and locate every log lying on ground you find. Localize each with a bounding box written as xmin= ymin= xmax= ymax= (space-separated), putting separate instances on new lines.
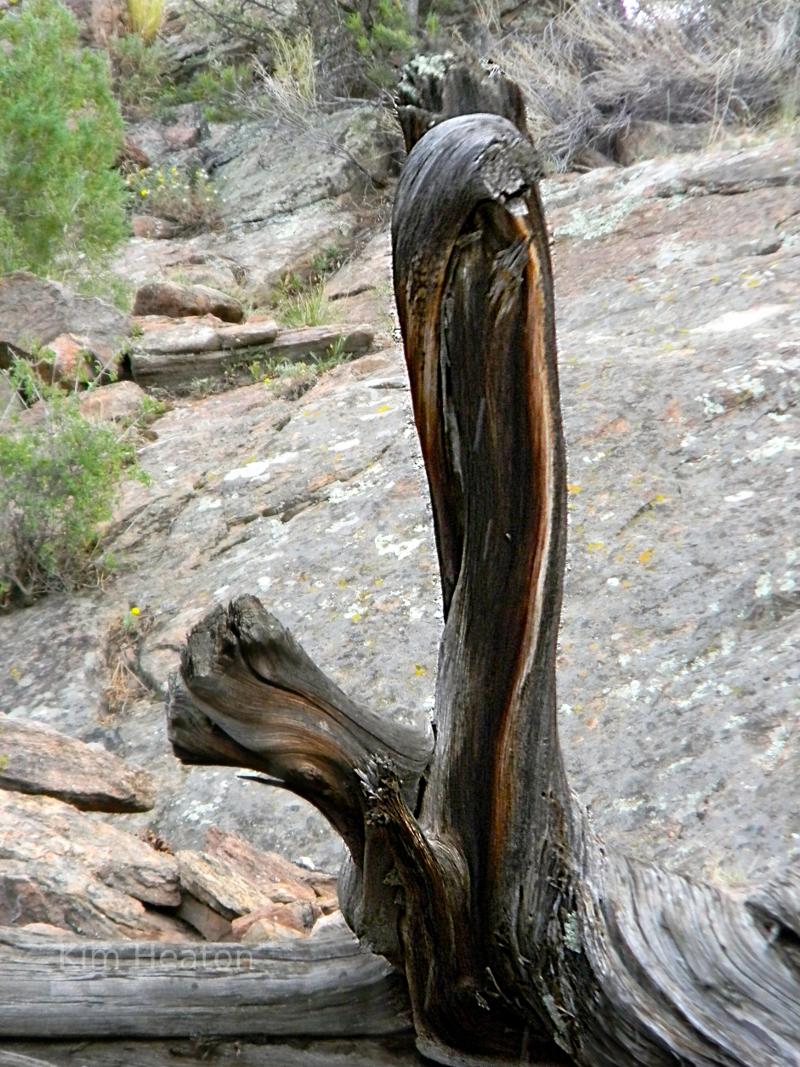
xmin=129 ymin=324 xmax=374 ymax=391
xmin=0 ymin=926 xmax=411 ymax=1040
xmin=0 ymin=1036 xmax=421 ymax=1067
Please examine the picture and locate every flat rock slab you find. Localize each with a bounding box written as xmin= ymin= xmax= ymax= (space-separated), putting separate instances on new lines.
xmin=267 ymin=324 xmax=374 ymax=363
xmin=0 ymin=713 xmax=155 ymax=813
xmin=133 ymin=317 xmax=278 ymax=354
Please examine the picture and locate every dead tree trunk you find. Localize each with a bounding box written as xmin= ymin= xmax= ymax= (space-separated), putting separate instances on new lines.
xmin=168 ymin=61 xmax=800 ymax=1066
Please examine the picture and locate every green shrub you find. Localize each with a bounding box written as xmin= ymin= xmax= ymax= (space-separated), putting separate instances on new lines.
xmin=0 ymin=361 xmax=144 ymax=607
xmin=162 ymin=62 xmax=252 ymax=121
xmin=0 ymin=0 xmax=128 ymax=274
xmin=345 ymin=0 xmax=415 ymax=90
xmin=109 ymin=32 xmax=173 ymax=118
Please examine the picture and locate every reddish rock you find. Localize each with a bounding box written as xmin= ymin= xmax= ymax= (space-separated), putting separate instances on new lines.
xmin=132 ymin=282 xmax=244 ymax=323
xmin=131 ymin=215 xmax=181 ymax=240
xmin=0 ymin=794 xmax=185 ymax=939
xmin=35 ymin=333 xmax=97 ymax=389
xmin=236 ymin=916 xmax=302 ymax=944
xmin=0 ymin=793 xmax=180 ymax=909
xmin=78 ymin=381 xmax=148 ymax=425
xmin=176 ymin=894 xmax=232 ymax=941
xmin=0 ymin=712 xmax=155 ymax=813
xmin=0 ymin=273 xmax=130 ymax=367
xmin=204 ymin=828 xmax=321 ymax=905
xmin=231 ymin=900 xmax=316 ymax=940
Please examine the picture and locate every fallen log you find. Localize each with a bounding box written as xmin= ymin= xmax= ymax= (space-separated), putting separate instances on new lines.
xmin=0 ymin=926 xmax=411 ymax=1040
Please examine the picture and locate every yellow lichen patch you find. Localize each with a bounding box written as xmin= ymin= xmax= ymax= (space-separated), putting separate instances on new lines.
xmin=414 ymin=664 xmax=428 ymax=677
xmin=637 ymin=547 xmax=654 ymax=565
xmin=586 ymin=541 xmax=605 ymax=553
xmin=567 ymin=483 xmax=583 ymax=495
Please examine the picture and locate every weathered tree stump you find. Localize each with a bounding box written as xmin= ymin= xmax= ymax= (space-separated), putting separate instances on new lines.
xmin=166 ymin=60 xmax=800 ymax=1066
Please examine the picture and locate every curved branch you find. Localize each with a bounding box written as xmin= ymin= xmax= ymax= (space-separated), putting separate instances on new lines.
xmin=169 ymin=596 xmax=433 ymax=861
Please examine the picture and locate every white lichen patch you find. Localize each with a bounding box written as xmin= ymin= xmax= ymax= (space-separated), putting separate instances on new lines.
xmin=224 ymin=451 xmax=300 ymax=482
xmin=758 ymin=724 xmax=791 ymax=769
xmin=563 ymin=913 xmax=581 ymax=954
xmin=328 ymin=437 xmax=360 ymax=451
xmin=555 ymin=195 xmax=640 ymax=241
xmin=755 ymin=573 xmax=773 ymax=599
xmin=615 ymin=679 xmax=642 ymax=702
xmin=374 ymin=533 xmax=424 ymax=560
xmin=690 ymin=305 xmax=792 ymax=335
xmin=724 ymin=490 xmax=755 ymax=504
xmin=748 ymin=436 xmax=800 ymax=461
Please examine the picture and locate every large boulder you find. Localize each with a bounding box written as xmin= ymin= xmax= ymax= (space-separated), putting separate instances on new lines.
xmin=132 ymin=281 xmax=244 ymax=322
xmin=0 ymin=273 xmax=130 ymax=368
xmin=112 ymin=107 xmax=404 ymax=301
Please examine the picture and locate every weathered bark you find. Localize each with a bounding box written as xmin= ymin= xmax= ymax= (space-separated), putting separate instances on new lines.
xmin=0 ymin=926 xmax=410 ymax=1040
xmin=166 ymin=60 xmax=800 ymax=1066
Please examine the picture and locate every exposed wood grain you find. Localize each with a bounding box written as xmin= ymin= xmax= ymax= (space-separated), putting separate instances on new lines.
xmin=0 ymin=927 xmax=410 ymax=1040
xmin=1 ymin=1037 xmax=422 ymax=1067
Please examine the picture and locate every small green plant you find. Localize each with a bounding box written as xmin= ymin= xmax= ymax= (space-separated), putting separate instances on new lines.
xmin=0 ymin=0 xmax=128 ymax=274
xmin=345 ymin=0 xmax=415 ymax=89
xmin=162 ymin=62 xmax=252 ymax=122
xmin=126 ymin=0 xmax=164 ymax=42
xmin=125 ymin=165 xmax=224 ymax=235
xmin=276 ymin=282 xmax=332 ymax=328
xmin=109 ymin=32 xmax=173 ymax=118
xmin=135 ymin=394 xmax=167 ymax=426
xmin=0 ymin=359 xmax=145 ymax=607
xmin=249 ymin=337 xmax=355 ymax=399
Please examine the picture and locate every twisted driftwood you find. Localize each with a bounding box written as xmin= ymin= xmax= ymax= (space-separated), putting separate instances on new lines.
xmin=167 ymin=61 xmax=800 ymax=1066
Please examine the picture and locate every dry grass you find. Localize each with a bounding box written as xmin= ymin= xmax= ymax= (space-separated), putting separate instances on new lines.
xmin=496 ymin=0 xmax=800 ymax=170
xmin=126 ymin=0 xmax=165 ymax=43
xmin=102 ymin=609 xmax=154 ymax=715
xmin=248 ymin=29 xmax=318 ymax=124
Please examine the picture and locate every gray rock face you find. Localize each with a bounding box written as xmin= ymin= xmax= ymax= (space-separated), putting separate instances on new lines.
xmin=112 ymin=107 xmax=403 ymax=301
xmin=0 ymin=137 xmax=797 ymax=886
